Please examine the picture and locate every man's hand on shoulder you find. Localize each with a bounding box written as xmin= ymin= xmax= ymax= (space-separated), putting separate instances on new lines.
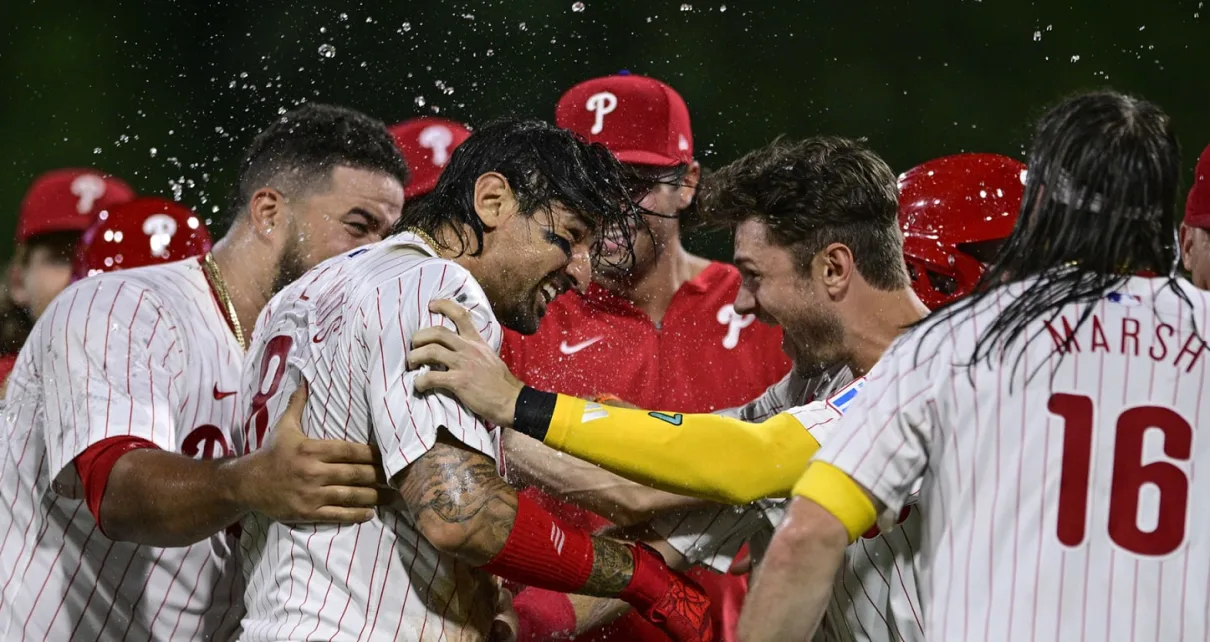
xmin=409 ymin=298 xmax=525 ymax=427
xmin=235 ymin=381 xmax=389 ymax=523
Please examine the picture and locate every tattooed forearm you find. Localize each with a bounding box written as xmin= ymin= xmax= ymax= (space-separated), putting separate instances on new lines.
xmin=397 ymin=434 xmax=519 ymax=565
xmin=581 ymin=538 xmax=636 ymax=596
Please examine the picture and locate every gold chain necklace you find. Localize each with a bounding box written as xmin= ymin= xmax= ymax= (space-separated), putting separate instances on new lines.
xmin=201 ymin=252 xmax=246 ymax=350
xmin=405 ymin=227 xmax=440 ymax=253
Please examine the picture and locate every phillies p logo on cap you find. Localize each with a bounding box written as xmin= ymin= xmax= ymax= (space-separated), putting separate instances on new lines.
xmin=557 ymin=73 xmax=693 ymax=167
xmin=586 ymin=92 xmax=618 ymax=135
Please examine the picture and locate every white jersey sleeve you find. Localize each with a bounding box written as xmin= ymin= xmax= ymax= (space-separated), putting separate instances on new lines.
xmin=362 ymin=263 xmax=502 ymax=480
xmin=39 ymin=276 xmax=184 ymax=484
xmin=652 ymin=377 xmax=867 ymax=572
xmin=814 ymin=332 xmax=944 ymax=522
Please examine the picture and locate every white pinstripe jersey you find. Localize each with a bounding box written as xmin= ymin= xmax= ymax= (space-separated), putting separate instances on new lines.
xmin=817 ymin=275 xmax=1210 ymax=642
xmin=232 ymin=232 xmax=502 ymax=642
xmin=0 ymin=259 xmax=245 ymax=642
xmin=654 ymin=364 xmax=928 ymax=642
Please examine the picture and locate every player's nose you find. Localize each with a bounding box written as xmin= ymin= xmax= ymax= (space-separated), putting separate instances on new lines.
xmin=565 ymin=243 xmax=592 ymax=294
xmin=734 ymin=285 xmax=758 ymax=316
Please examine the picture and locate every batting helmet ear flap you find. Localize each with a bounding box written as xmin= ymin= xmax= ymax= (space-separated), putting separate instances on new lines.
xmin=898 ymin=153 xmax=1027 ymax=309
xmin=73 ymin=197 xmax=213 ymax=281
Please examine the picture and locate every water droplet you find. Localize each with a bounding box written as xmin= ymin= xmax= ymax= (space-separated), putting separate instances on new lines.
xmin=338 ymin=12 xmax=348 ymax=21
xmin=415 ymin=95 xmax=426 ymax=107
xmin=93 ymin=147 xmax=102 ymax=154
xmin=318 ymin=44 xmax=336 ymax=58
xmin=401 ymin=21 xmax=412 ymax=31
xmin=1032 ymin=30 xmax=1042 ymax=41
xmin=572 ymin=1 xmax=585 ymax=11
xmin=1070 ymin=55 xmax=1081 ymax=62
xmin=1045 ymin=24 xmax=1053 ymax=31
xmin=719 ymin=3 xmax=727 ymax=10
xmin=366 ymin=16 xmax=374 ymax=23
xmin=319 ymin=27 xmax=326 ymax=34
xmin=485 ymin=48 xmax=494 ymax=56
xmin=519 ymin=21 xmax=528 ymax=30
xmin=150 ymin=147 xmax=158 ymax=157
xmin=680 ymin=2 xmax=693 ymax=10
xmin=1138 ymin=25 xmax=1145 ymax=30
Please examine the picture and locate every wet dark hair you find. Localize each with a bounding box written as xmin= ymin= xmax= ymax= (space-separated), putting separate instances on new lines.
xmin=918 ymin=90 xmax=1188 ymax=378
xmin=392 ymin=118 xmax=639 ymax=263
xmin=701 ymin=136 xmax=907 ymax=290
xmin=235 ymin=103 xmax=409 ymax=213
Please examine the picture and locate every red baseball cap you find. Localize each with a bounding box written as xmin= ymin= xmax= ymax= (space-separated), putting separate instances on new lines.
xmin=1185 ymin=142 xmax=1210 ymax=229
xmin=72 ymin=196 xmax=213 ymax=281
xmin=555 ymin=73 xmax=693 ymax=167
xmin=389 ymin=117 xmax=472 ymax=200
xmin=17 ymin=168 xmax=136 ymax=243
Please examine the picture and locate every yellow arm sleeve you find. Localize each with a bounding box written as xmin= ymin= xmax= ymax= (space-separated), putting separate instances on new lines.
xmin=792 ymin=462 xmax=877 ymax=542
xmin=540 ymin=394 xmax=821 ymax=505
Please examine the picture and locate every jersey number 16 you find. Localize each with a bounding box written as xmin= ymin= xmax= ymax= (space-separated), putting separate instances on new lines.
xmin=1047 ymin=392 xmax=1191 ymax=556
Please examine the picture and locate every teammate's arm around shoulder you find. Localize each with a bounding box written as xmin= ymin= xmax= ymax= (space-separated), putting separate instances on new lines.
xmin=408 ymin=299 xmax=823 ymax=505
xmin=50 ymin=279 xmax=383 ymax=548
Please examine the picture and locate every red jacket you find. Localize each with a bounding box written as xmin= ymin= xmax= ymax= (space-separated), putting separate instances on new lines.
xmin=501 ymin=261 xmax=790 ymax=642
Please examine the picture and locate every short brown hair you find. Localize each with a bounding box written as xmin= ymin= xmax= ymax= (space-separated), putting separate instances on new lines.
xmin=702 ymin=136 xmax=908 ymax=290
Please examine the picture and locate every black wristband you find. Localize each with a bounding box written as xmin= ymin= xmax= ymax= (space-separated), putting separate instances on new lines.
xmin=513 ymin=386 xmax=558 ymax=441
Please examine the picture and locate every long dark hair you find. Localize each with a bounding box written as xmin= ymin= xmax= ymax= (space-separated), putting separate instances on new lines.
xmin=393 ymin=118 xmax=639 ymax=265
xmin=917 ymin=91 xmax=1189 ymax=380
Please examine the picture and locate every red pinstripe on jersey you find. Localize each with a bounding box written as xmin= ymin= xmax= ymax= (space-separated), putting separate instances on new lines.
xmin=234 ymin=232 xmax=502 ymax=641
xmin=818 ymin=276 xmax=1210 ymax=642
xmin=0 ymin=258 xmax=245 ymax=641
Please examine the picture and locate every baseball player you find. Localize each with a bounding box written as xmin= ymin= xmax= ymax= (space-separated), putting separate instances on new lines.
xmin=0 ymin=103 xmax=407 ymax=641
xmin=411 ymin=142 xmax=1025 ymax=641
xmin=232 ymin=118 xmax=713 ymax=642
xmin=71 ymin=196 xmax=214 ymax=280
xmin=1179 ymin=142 xmax=1210 ymax=288
xmin=389 ymin=115 xmax=472 ymax=210
xmin=0 ymin=169 xmax=135 ymax=388
xmin=742 ymin=91 xmax=1209 ymax=642
xmin=498 ymin=72 xmax=788 ymax=642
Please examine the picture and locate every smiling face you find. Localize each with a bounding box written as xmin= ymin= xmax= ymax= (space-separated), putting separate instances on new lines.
xmin=479 ymin=197 xmax=593 ymax=335
xmin=732 ymin=218 xmax=846 ymax=377
xmin=270 ymin=165 xmax=404 ymax=292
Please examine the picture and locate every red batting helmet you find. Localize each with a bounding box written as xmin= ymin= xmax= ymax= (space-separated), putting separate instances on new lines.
xmin=899 ymin=153 xmax=1026 ymax=309
xmin=72 ymin=197 xmax=213 ymax=281
xmin=389 ymin=117 xmax=472 ymax=200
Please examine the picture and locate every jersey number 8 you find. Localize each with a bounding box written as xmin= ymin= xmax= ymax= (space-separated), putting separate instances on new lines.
xmin=240 ymin=335 xmax=295 ymax=455
xmin=1048 ymin=392 xmax=1191 ymax=556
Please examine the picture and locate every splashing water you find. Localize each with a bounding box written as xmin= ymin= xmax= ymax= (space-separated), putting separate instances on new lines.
xmin=318 ymin=44 xmax=336 ymax=58
xmin=680 ymin=3 xmax=693 ymax=10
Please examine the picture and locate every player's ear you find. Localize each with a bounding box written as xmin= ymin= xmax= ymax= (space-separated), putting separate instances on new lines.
xmin=677 ymin=162 xmax=701 ymax=211
xmin=818 ymin=243 xmax=855 ymax=297
xmin=7 ymin=254 xmax=30 ymax=308
xmin=473 ymin=172 xmax=513 ymax=232
xmin=1179 ymin=224 xmax=1195 ymax=272
xmin=247 ymin=187 xmax=288 ymax=243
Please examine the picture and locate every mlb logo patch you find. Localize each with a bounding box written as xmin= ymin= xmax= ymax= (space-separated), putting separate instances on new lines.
xmin=827 ymin=377 xmax=867 ymax=415
xmin=1106 ymin=292 xmax=1142 ymax=306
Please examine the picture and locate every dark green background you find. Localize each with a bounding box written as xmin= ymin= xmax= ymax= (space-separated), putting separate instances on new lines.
xmin=3 ymin=0 xmax=1207 ymax=258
